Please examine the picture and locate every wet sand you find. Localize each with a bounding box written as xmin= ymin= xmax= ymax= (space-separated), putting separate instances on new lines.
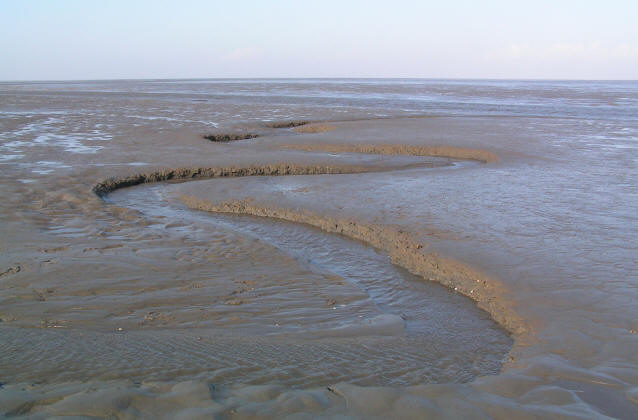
xmin=1 ymin=80 xmax=638 ymax=418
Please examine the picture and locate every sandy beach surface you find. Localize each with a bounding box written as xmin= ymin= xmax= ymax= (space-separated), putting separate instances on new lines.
xmin=1 ymin=79 xmax=637 ymax=418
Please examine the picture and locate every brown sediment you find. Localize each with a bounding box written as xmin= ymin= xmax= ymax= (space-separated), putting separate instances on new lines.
xmin=267 ymin=120 xmax=310 ymax=128
xmin=181 ymin=196 xmax=526 ymax=338
xmin=92 ymin=164 xmax=370 ymax=197
xmin=203 ymin=133 xmax=259 ymax=142
xmin=92 ymin=145 xmax=528 ymax=341
xmin=293 ymin=124 xmax=336 ymax=134
xmin=0 ymin=265 xmax=22 ymax=278
xmin=280 ymin=143 xmax=499 ymax=164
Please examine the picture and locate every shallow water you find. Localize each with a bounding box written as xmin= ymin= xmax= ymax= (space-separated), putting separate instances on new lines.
xmin=1 ymin=79 xmax=637 ymax=418
xmin=0 ymin=177 xmax=509 ymax=388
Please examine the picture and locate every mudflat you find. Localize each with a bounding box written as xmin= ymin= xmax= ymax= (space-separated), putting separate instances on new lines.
xmin=1 ymin=79 xmax=637 ymax=418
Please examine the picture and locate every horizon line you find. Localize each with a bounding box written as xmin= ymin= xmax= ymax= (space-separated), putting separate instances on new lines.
xmin=1 ymin=76 xmax=638 ymax=84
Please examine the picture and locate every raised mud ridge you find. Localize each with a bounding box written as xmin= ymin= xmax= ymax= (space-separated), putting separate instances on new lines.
xmin=267 ymin=120 xmax=309 ymax=128
xmin=182 ymin=196 xmax=525 ymax=337
xmin=293 ymin=124 xmax=337 ymax=134
xmin=93 ymin=145 xmax=526 ymax=340
xmin=282 ymin=143 xmax=499 ymax=163
xmin=93 ymin=164 xmax=370 ymax=197
xmin=203 ymin=133 xmax=259 ymax=142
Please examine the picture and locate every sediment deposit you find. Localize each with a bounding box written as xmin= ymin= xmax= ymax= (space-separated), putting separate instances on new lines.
xmin=2 ymin=79 xmax=637 ymax=419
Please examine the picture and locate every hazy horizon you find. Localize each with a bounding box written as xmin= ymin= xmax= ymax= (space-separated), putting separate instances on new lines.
xmin=2 ymin=77 xmax=638 ymax=84
xmin=2 ymin=0 xmax=637 ymax=81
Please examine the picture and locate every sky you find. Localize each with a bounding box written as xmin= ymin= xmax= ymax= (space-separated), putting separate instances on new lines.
xmin=1 ymin=0 xmax=637 ymax=80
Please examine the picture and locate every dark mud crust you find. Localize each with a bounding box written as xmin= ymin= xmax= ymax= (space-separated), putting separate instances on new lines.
xmin=92 ymin=164 xmax=366 ymax=197
xmin=267 ymin=121 xmax=309 ymax=128
xmin=203 ymin=133 xmax=259 ymax=142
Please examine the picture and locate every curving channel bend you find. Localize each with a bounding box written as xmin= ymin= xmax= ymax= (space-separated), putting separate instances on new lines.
xmin=72 ymin=144 xmax=517 ymax=389
xmin=0 ymin=143 xmax=520 ymax=418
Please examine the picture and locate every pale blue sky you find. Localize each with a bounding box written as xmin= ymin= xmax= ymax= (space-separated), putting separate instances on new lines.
xmin=1 ymin=0 xmax=637 ymax=80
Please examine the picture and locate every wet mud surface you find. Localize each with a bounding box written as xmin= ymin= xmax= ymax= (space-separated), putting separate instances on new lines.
xmin=1 ymin=79 xmax=637 ymax=418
